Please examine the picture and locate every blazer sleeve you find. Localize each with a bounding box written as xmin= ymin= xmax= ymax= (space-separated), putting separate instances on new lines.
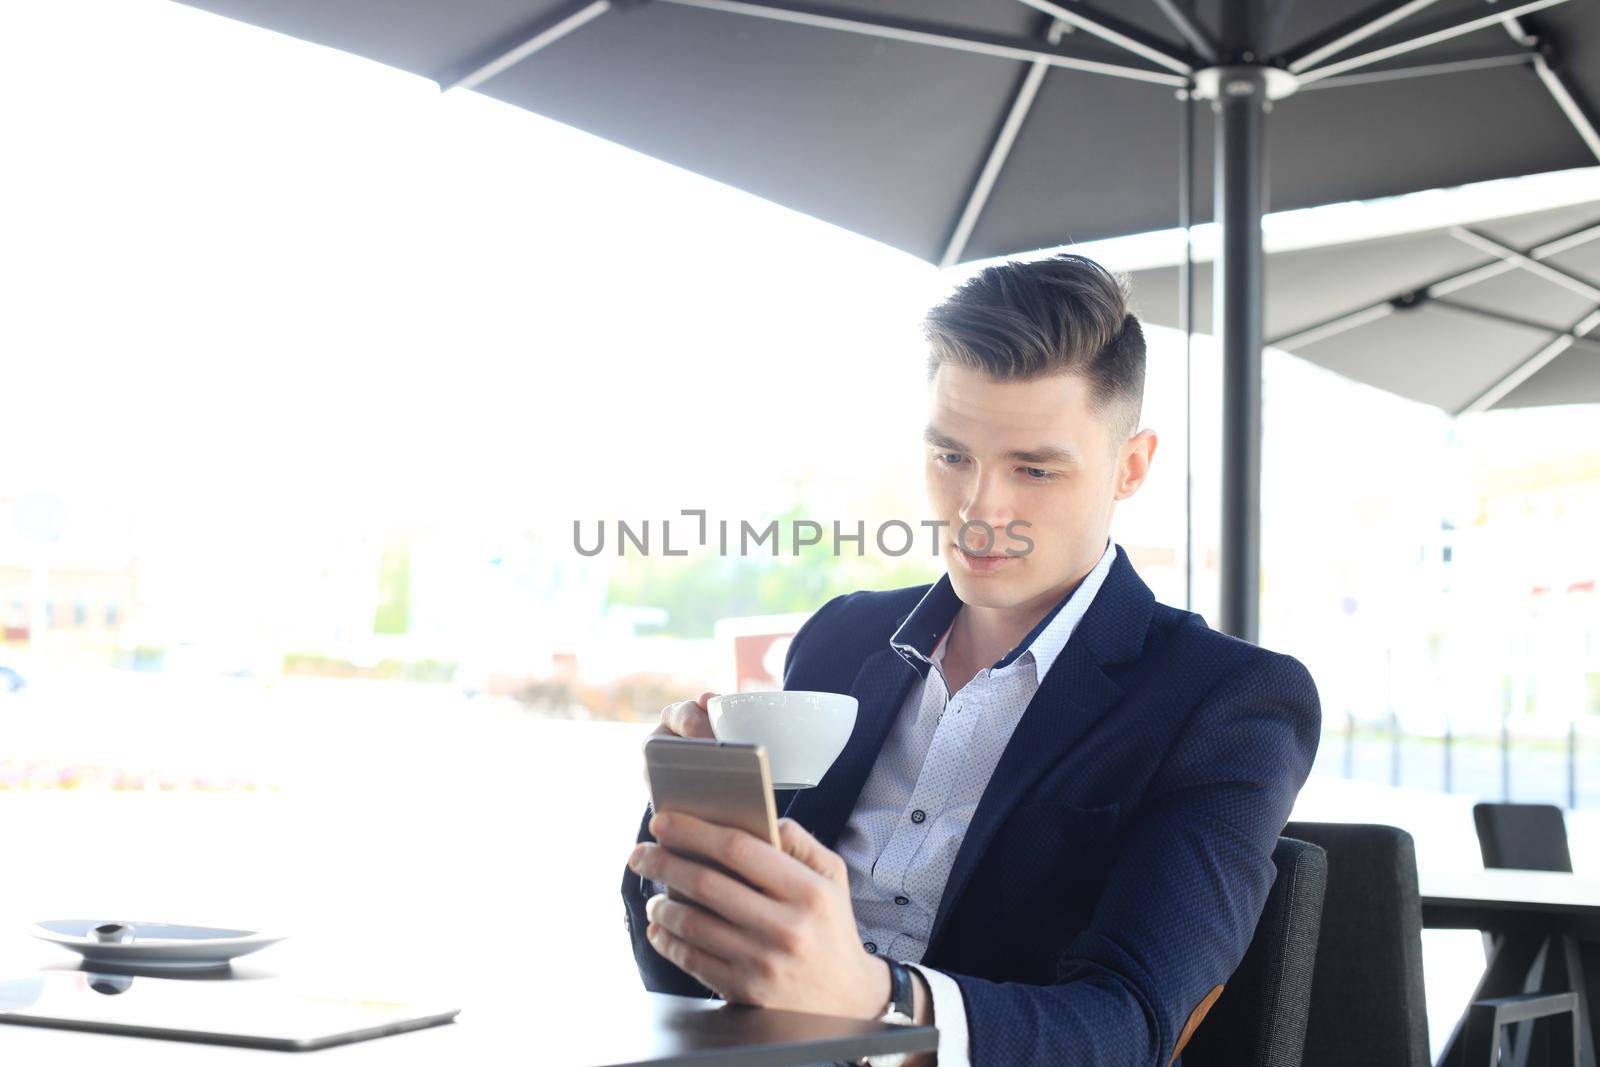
xmin=949 ymin=650 xmax=1322 ymax=1066
xmin=618 ymin=592 xmax=852 ymax=996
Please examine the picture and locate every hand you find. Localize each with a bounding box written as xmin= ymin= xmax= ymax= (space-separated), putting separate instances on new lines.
xmin=652 ymin=691 xmax=717 ymax=739
xmin=641 ymin=692 xmax=718 ymax=789
xmin=626 ymin=812 xmax=890 ymax=1019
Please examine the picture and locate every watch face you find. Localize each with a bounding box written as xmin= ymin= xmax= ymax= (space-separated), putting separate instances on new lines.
xmin=863 ymin=1050 xmax=911 ymax=1067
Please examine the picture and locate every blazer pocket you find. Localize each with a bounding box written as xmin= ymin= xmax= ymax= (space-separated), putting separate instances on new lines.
xmin=998 ymin=800 xmax=1122 ymax=884
xmin=985 ymin=801 xmax=1122 ymax=980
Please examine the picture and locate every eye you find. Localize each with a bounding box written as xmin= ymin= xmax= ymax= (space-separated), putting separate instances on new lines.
xmin=933 ymin=452 xmax=965 ymax=466
xmin=1020 ymin=467 xmax=1055 ymax=480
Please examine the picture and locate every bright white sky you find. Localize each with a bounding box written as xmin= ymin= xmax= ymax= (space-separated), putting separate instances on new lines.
xmin=3 ymin=0 xmax=1596 ymax=626
xmin=2 ymin=0 xmax=950 ymax=543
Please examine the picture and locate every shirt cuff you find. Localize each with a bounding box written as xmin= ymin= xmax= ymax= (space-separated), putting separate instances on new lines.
xmin=907 ymin=963 xmax=969 ymax=1067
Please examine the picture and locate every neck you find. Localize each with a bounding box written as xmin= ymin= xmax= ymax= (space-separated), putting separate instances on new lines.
xmin=948 ymin=551 xmax=1101 ymax=668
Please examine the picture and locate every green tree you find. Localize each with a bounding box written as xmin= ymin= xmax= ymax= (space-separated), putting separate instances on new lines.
xmin=373 ymin=538 xmax=411 ymax=636
xmin=605 ymin=501 xmax=939 ymax=638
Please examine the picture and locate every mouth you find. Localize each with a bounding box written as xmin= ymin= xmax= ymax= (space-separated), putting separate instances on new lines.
xmin=953 ymin=544 xmax=1021 ymax=575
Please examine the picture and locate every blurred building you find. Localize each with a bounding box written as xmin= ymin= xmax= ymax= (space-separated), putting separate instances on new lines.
xmin=0 ymin=495 xmax=138 ymax=656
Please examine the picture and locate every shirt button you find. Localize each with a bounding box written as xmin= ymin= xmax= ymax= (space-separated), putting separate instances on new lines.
xmin=910 ymin=809 xmax=926 ymax=824
xmin=894 ymin=895 xmax=910 ymax=906
xmin=864 ymin=941 xmax=878 ymax=954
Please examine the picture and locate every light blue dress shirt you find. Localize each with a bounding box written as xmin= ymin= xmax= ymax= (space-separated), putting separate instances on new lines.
xmin=835 ymin=539 xmax=1118 ymax=1066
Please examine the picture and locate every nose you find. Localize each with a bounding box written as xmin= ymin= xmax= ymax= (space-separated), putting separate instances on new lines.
xmin=958 ymin=468 xmax=1015 ymax=551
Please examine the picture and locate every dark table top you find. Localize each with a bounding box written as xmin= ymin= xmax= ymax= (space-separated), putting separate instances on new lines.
xmin=1420 ymin=869 xmax=1600 ymax=936
xmin=0 ymin=941 xmax=937 ymax=1066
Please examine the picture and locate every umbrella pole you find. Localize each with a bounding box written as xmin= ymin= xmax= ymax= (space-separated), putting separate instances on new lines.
xmin=1210 ymin=4 xmax=1268 ymax=644
xmin=1178 ymin=83 xmax=1196 ymax=616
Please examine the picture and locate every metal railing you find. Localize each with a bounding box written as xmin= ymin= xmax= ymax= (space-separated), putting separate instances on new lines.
xmin=1324 ymin=713 xmax=1593 ymax=810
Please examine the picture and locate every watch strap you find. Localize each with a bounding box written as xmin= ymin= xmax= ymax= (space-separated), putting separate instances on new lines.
xmin=883 ymin=958 xmax=915 ymax=1021
xmin=851 ymin=959 xmax=917 ymax=1067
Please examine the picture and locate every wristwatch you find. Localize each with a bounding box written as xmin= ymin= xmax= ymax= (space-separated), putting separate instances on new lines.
xmin=851 ymin=957 xmax=916 ymax=1067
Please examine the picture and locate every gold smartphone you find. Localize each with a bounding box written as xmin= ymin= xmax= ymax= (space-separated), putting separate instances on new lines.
xmin=642 ymin=736 xmax=781 ymax=908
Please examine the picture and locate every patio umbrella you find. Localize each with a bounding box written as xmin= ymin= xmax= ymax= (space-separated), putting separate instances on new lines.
xmin=1125 ymin=197 xmax=1600 ymax=414
xmin=174 ymin=0 xmax=1600 ymax=640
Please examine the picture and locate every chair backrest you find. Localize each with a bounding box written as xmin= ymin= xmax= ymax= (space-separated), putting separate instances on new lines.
xmin=1283 ymin=821 xmax=1432 ymax=1067
xmin=1181 ymin=836 xmax=1327 ymax=1067
xmin=1473 ymin=802 xmax=1573 ymax=872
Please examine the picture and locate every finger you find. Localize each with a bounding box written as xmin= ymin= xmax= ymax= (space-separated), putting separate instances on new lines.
xmin=643 ymin=724 xmax=669 ymax=785
xmin=665 ymin=697 xmax=716 ymax=739
xmin=630 ymin=842 xmax=787 ymax=932
xmin=656 ymin=702 xmax=682 ymax=735
xmin=646 ymin=921 xmax=738 ymax=1000
xmin=778 ymin=818 xmax=848 ymax=885
xmin=656 ymin=702 xmax=681 ymax=735
xmin=651 ymin=811 xmax=824 ymax=904
xmin=647 ymin=893 xmax=772 ymax=962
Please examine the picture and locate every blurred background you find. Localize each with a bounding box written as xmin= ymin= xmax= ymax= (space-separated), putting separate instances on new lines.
xmin=1 ymin=0 xmax=1596 ymax=1054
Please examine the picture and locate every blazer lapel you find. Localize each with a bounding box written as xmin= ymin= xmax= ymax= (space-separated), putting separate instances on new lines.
xmin=924 ymin=549 xmax=1156 ymax=956
xmin=781 ymin=646 xmax=920 ymax=849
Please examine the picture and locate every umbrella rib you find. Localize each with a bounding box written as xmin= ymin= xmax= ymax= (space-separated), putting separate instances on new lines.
xmin=1430 ymin=296 xmax=1597 ymax=341
xmin=1268 ymin=303 xmax=1396 ymax=351
xmin=1150 ymin=0 xmax=1218 ymax=64
xmin=1529 ymin=53 xmax=1600 ymax=164
xmin=1295 ymin=49 xmax=1535 ymax=92
xmin=1500 ymin=12 xmax=1600 ymax=163
xmin=940 ymin=54 xmax=1053 ymax=268
xmin=437 ymin=0 xmax=613 ymax=91
xmin=1013 ymin=0 xmax=1194 ymax=75
xmin=1516 ymin=219 xmax=1600 ymax=262
xmin=1268 ymin=218 xmax=1600 ymax=350
xmin=663 ymin=0 xmax=1185 ymax=85
xmin=1294 ymin=0 xmax=1574 ymax=84
xmin=1426 ymin=220 xmax=1600 ymax=300
xmin=1285 ymin=0 xmax=1447 ymax=74
xmin=1447 ymin=227 xmax=1600 ymax=304
xmin=1456 ymin=307 xmax=1600 ymax=414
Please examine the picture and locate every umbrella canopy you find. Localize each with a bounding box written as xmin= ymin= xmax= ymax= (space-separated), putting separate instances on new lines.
xmin=1127 ymin=198 xmax=1600 ymax=414
xmin=174 ymin=0 xmax=1599 ymax=266
xmin=172 ymin=0 xmax=1600 ymax=640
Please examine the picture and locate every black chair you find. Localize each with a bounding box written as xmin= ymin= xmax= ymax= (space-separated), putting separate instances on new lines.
xmin=1284 ymin=822 xmax=1431 ymax=1066
xmin=1181 ymin=836 xmax=1328 ymax=1067
xmin=1285 ymin=821 xmax=1577 ymax=1067
xmin=1473 ymin=802 xmax=1573 ymax=873
xmin=1472 ymin=802 xmax=1578 ymax=1066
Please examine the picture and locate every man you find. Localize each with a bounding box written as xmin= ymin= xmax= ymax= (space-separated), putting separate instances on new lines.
xmin=622 ymin=254 xmax=1321 ymax=1066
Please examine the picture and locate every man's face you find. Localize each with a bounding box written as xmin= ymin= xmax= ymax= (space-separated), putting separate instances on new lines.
xmin=923 ymin=363 xmax=1154 ymax=614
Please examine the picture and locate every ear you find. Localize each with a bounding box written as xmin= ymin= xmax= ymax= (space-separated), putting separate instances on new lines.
xmin=1114 ymin=428 xmax=1157 ymax=500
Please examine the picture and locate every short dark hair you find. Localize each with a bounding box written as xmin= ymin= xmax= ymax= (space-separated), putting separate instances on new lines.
xmin=922 ymin=253 xmax=1146 ymax=437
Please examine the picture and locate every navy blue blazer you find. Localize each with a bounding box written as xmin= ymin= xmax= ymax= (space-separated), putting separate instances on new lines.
xmin=622 ymin=547 xmax=1321 ymax=1066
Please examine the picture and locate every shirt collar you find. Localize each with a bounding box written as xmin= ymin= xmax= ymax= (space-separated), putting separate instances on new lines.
xmin=889 ymin=576 xmax=962 ymax=678
xmin=1017 ymin=538 xmax=1117 ymax=681
xmin=890 ymin=538 xmax=1117 ymax=682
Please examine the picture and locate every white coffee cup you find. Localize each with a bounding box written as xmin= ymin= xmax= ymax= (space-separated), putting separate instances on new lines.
xmin=707 ymin=690 xmax=858 ymax=790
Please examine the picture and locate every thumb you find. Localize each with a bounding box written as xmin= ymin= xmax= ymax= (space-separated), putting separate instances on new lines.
xmin=777 ymin=818 xmax=846 ymax=885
